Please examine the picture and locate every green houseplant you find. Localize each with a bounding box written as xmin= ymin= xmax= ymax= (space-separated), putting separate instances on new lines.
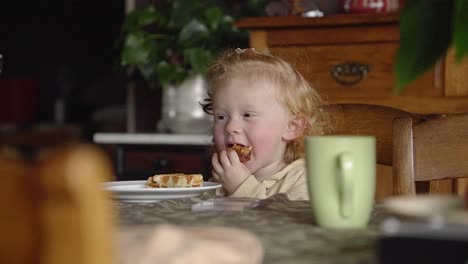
xmin=395 ymin=0 xmax=468 ymax=92
xmin=119 ymin=0 xmax=248 ymax=88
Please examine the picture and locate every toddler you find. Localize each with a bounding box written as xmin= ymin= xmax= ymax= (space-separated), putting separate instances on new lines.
xmin=202 ymin=48 xmax=329 ymax=200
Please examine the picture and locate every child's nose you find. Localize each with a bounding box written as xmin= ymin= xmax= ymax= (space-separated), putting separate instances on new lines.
xmin=225 ymin=119 xmax=241 ymax=135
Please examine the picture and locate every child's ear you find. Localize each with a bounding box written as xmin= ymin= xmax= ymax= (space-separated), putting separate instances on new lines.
xmin=283 ymin=116 xmax=306 ymax=141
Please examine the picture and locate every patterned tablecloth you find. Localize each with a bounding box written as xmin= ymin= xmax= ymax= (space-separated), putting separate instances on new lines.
xmin=116 ymin=194 xmax=384 ymax=264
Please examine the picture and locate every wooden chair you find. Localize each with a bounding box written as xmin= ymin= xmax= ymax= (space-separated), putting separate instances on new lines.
xmin=393 ymin=113 xmax=468 ymax=196
xmin=0 ymin=144 xmax=115 ymax=264
xmin=323 ymin=103 xmax=421 ymax=200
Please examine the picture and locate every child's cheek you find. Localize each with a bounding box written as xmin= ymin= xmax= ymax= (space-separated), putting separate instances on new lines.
xmin=249 ymin=133 xmax=270 ymax=155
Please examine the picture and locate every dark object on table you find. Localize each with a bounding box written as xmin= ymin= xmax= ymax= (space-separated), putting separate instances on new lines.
xmin=378 ymin=236 xmax=468 ymax=264
xmin=378 ymin=220 xmax=468 ymax=264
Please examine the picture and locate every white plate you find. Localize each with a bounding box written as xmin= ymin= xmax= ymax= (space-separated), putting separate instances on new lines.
xmin=382 ymin=194 xmax=464 ymax=220
xmin=103 ymin=180 xmax=222 ymax=203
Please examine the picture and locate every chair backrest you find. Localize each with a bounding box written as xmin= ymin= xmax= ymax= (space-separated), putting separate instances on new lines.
xmin=0 ymin=144 xmax=115 ymax=264
xmin=393 ymin=114 xmax=468 ymax=196
xmin=324 ymin=103 xmax=421 ymax=166
xmin=323 ymin=103 xmax=422 ymax=200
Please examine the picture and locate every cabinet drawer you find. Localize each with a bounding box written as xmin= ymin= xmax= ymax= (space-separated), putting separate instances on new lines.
xmin=270 ymin=44 xmax=443 ymax=99
xmin=109 ymin=145 xmax=212 ymax=181
xmin=124 ymin=151 xmax=205 ymax=174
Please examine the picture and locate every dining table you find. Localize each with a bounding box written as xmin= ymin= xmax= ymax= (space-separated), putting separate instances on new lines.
xmin=114 ymin=193 xmax=387 ymax=264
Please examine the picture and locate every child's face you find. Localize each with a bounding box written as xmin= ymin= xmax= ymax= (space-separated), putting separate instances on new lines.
xmin=212 ymin=77 xmax=292 ymax=175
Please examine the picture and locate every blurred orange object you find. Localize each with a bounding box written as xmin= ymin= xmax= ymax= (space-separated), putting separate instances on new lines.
xmin=0 ymin=144 xmax=116 ymax=264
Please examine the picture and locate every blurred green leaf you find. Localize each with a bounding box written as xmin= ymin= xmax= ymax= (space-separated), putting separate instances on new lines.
xmin=139 ymin=62 xmax=158 ymax=87
xmin=246 ymin=0 xmax=269 ymax=16
xmin=178 ymin=19 xmax=209 ymax=46
xmin=156 ymin=62 xmax=187 ymax=87
xmin=218 ymin=15 xmax=237 ymax=38
xmin=394 ymin=0 xmax=454 ymax=93
xmin=186 ymin=48 xmax=213 ymax=74
xmin=121 ymin=32 xmax=152 ymax=66
xmin=123 ymin=7 xmax=160 ymax=33
xmin=453 ymin=0 xmax=468 ymax=61
xmin=205 ymin=6 xmax=223 ymax=30
xmin=169 ymin=0 xmax=203 ymax=28
xmin=156 ymin=62 xmax=176 ymax=87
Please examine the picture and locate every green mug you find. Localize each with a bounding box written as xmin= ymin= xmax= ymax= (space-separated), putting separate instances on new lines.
xmin=305 ymin=136 xmax=376 ymax=228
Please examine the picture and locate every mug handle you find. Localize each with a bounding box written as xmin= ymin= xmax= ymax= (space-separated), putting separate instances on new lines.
xmin=338 ymin=152 xmax=353 ymax=218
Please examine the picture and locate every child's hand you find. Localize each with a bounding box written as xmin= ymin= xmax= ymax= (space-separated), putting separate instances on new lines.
xmin=211 ymin=150 xmax=251 ymax=194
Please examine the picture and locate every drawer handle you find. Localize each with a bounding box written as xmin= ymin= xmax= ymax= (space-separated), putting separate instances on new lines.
xmin=331 ymin=62 xmax=369 ymax=86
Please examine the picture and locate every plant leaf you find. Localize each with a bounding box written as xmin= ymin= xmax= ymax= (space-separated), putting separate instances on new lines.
xmin=453 ymin=0 xmax=468 ymax=61
xmin=139 ymin=62 xmax=158 ymax=88
xmin=178 ymin=19 xmax=209 ymax=46
xmin=135 ymin=7 xmax=159 ymax=28
xmin=156 ymin=61 xmax=188 ymax=87
xmin=245 ymin=0 xmax=269 ymax=17
xmin=205 ymin=6 xmax=223 ymax=30
xmin=156 ymin=62 xmax=178 ymax=87
xmin=121 ymin=32 xmax=151 ymax=66
xmin=186 ymin=48 xmax=212 ymax=74
xmin=123 ymin=7 xmax=160 ymax=33
xmin=394 ymin=0 xmax=454 ymax=93
xmin=169 ymin=0 xmax=203 ymax=28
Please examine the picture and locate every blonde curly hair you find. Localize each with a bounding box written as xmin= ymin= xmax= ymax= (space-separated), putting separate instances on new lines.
xmin=202 ymin=48 xmax=330 ymax=164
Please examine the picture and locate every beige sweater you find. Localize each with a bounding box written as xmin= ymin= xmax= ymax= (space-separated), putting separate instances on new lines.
xmin=215 ymin=159 xmax=309 ymax=201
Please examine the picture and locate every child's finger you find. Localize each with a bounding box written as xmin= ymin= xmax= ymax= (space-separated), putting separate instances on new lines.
xmin=227 ymin=149 xmax=241 ymax=164
xmin=211 ymin=153 xmax=224 ymax=175
xmin=211 ymin=170 xmax=221 ymax=182
xmin=219 ymin=150 xmax=232 ymax=167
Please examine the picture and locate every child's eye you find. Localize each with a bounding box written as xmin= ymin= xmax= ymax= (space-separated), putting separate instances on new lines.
xmin=243 ymin=113 xmax=255 ymax=118
xmin=216 ymin=114 xmax=226 ymax=120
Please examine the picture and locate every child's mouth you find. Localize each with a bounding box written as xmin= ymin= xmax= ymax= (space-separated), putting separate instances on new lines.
xmin=227 ymin=143 xmax=245 ymax=148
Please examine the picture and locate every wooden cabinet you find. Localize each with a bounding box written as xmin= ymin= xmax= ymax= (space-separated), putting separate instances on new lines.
xmin=236 ymin=13 xmax=468 ymax=114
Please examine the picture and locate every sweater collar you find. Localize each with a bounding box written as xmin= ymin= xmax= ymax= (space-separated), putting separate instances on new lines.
xmin=257 ymin=158 xmax=305 ymax=182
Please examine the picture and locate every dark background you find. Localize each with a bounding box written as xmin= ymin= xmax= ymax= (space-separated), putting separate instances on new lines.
xmin=0 ymin=0 xmax=126 ymax=136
